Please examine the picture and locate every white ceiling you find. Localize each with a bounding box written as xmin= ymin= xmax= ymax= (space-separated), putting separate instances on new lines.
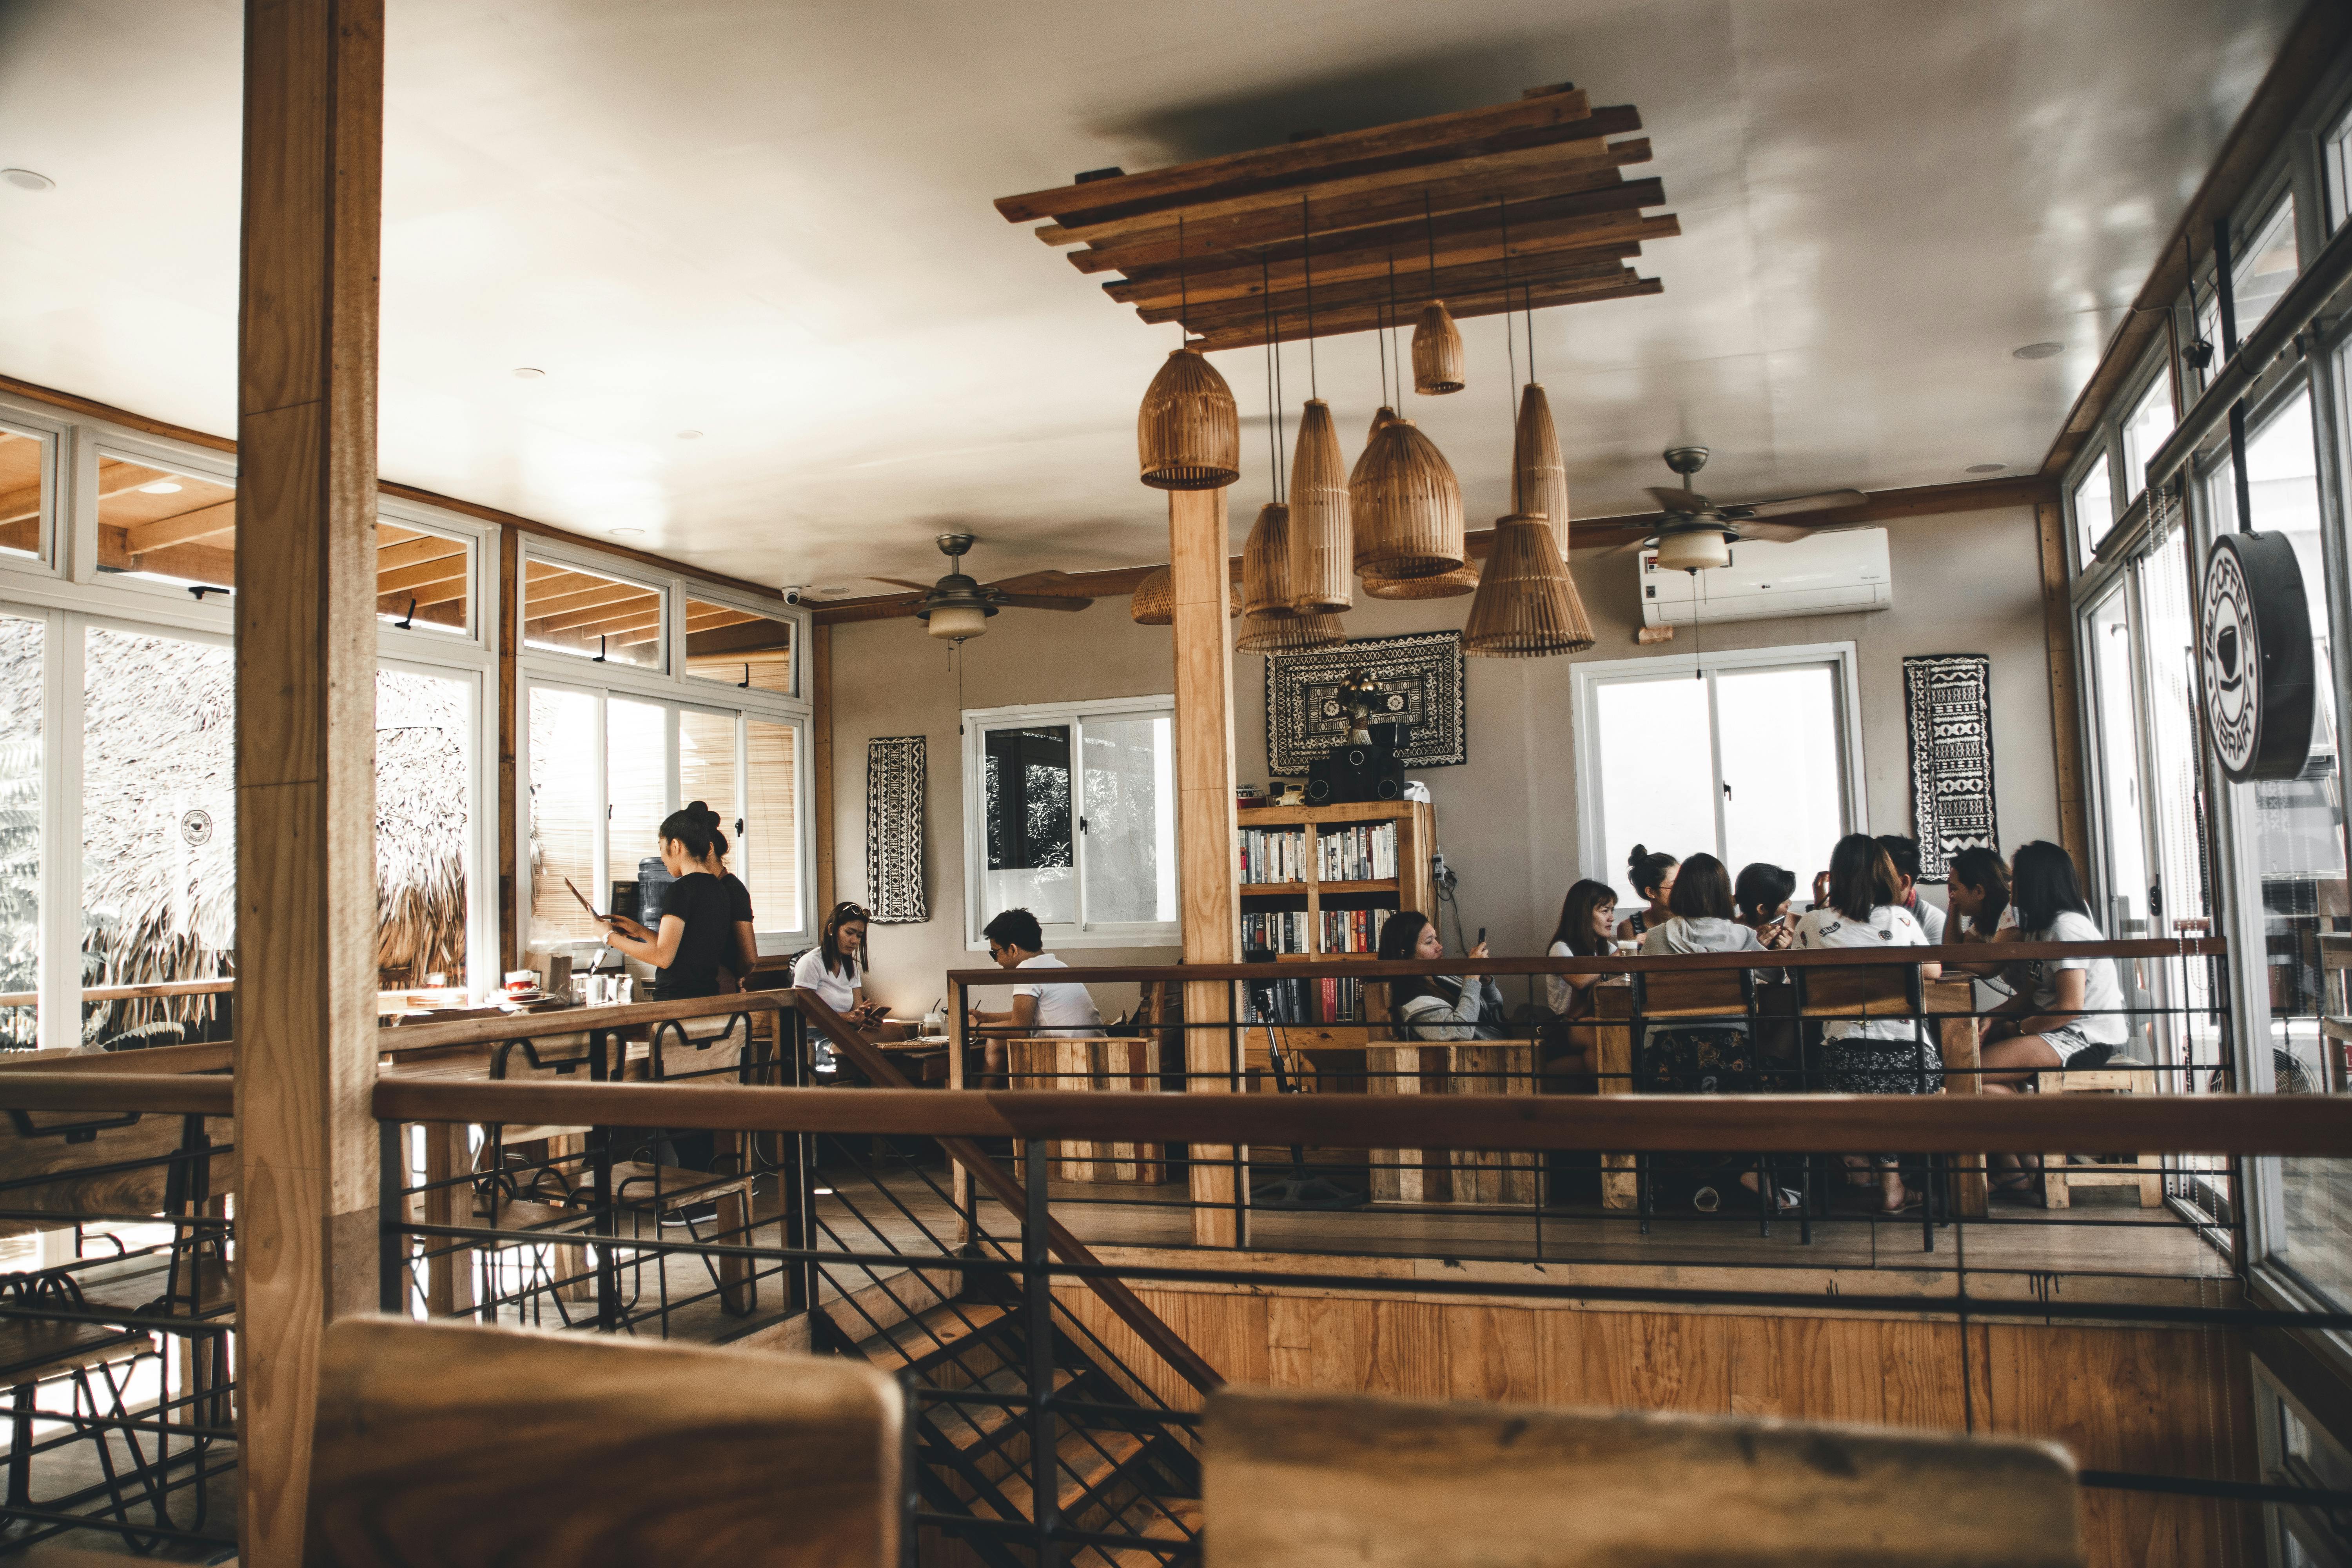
xmin=0 ymin=0 xmax=2301 ymax=596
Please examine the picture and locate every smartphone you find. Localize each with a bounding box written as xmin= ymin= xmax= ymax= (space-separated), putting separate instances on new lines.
xmin=1475 ymin=926 xmax=1486 ymax=947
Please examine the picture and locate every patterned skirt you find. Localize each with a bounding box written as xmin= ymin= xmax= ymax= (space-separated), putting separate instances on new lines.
xmin=1825 ymin=1032 xmax=1939 ymax=1095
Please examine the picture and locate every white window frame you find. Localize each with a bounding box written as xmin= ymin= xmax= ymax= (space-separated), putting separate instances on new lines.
xmin=960 ymin=694 xmax=1180 ymax=951
xmin=677 ymin=582 xmax=800 ymax=701
xmin=1569 ymin=641 xmax=1867 ymax=886
xmin=517 ymin=536 xmax=673 ymax=678
xmin=0 ymin=402 xmax=69 ymax=580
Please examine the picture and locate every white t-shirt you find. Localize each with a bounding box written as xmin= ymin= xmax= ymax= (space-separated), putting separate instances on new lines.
xmin=790 ymin=947 xmax=861 ymax=1014
xmin=2019 ymin=909 xmax=2128 ymax=1046
xmin=1793 ymin=903 xmax=1929 ymax=1041
xmin=1906 ymin=892 xmax=1947 ymax=945
xmin=1544 ymin=940 xmax=1584 ymax=1015
xmin=1014 ymin=955 xmax=1102 ymax=1037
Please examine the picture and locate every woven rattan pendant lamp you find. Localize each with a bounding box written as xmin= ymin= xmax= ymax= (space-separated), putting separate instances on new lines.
xmin=1236 ymin=610 xmax=1344 ymax=655
xmin=1129 ymin=565 xmax=1239 ymax=625
xmin=1350 ymin=411 xmax=1464 ymax=581
xmin=1283 ymin=199 xmax=1351 ymax=614
xmin=1137 ymin=221 xmax=1240 ymax=490
xmin=1362 ymin=560 xmax=1478 ymax=599
xmin=1240 ymin=502 xmax=1301 ymax=619
xmin=1410 ymin=196 xmax=1464 ymax=395
xmin=1463 ymin=512 xmax=1585 ymax=656
xmin=1512 ymin=380 xmax=1595 ymax=644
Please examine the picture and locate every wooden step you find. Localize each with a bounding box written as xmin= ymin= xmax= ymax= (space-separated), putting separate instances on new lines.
xmin=819 ymin=1263 xmax=958 ymax=1341
xmin=852 ymin=1300 xmax=1015 ymax=1383
xmin=973 ymin=1427 xmax=1147 ymax=1534
xmin=918 ymin=1367 xmax=1079 ymax=1490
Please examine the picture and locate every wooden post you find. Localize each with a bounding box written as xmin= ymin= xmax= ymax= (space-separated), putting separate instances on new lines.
xmin=2035 ymin=500 xmax=2090 ymax=872
xmin=811 ymin=622 xmax=835 ymax=916
xmin=497 ymin=526 xmax=521 ymax=972
xmin=232 ymin=2 xmax=384 ymax=1562
xmin=1931 ymin=978 xmax=1990 ymax=1218
xmin=1169 ymin=488 xmax=1244 ymax=1247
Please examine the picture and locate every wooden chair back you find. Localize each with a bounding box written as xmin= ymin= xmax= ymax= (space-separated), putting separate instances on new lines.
xmin=304 ymin=1318 xmax=902 ymax=1568
xmin=1631 ymin=964 xmax=1751 ymax=1022
xmin=0 ymin=1054 xmax=233 ymax=1237
xmin=640 ymin=1011 xmax=751 ymax=1084
xmin=1795 ymin=963 xmax=1921 ymax=1020
xmin=1201 ymin=1386 xmax=2084 ymax=1567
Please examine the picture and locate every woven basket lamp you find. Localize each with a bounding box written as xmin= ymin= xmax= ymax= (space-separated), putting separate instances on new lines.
xmin=1510 ymin=381 xmax=1597 ymax=638
xmin=1412 ymin=300 xmax=1465 ymax=395
xmin=1241 ymin=502 xmax=1301 ymax=620
xmin=1236 ymin=611 xmax=1344 ymax=655
xmin=1350 ymin=412 xmax=1465 ymax=580
xmin=1286 ymin=400 xmax=1352 ymax=613
xmin=1138 ymin=347 xmax=1241 ymax=490
xmin=1463 ymin=513 xmax=1593 ymax=657
xmin=1362 ymin=561 xmax=1479 ymax=599
xmin=1129 ymin=565 xmax=1239 ymax=625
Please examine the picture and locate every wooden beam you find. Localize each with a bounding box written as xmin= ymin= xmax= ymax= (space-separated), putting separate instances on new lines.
xmin=125 ymin=498 xmax=239 ymax=554
xmin=812 ymin=622 xmax=834 ymax=916
xmin=232 ymin=4 xmax=384 ymax=1565
xmin=1058 ymin=139 xmax=1650 ymax=269
xmin=1168 ymin=486 xmax=1243 ymax=1249
xmin=686 ymin=616 xmax=795 ymax=658
xmin=525 ymin=582 xmax=659 ymax=630
xmin=1132 ymin=247 xmax=1636 ymax=327
xmin=2036 ymin=500 xmax=2091 ymax=869
xmin=0 ymin=457 xmax=170 ymax=527
xmin=1192 ymin=274 xmax=1663 ymax=353
xmin=371 ymin=549 xmax=466 ymax=595
xmin=497 ymin=526 xmax=519 ymax=973
xmin=131 ymin=540 xmax=238 ymax=585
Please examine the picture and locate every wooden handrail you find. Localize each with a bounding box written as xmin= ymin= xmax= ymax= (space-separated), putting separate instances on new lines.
xmin=376 ymin=992 xmax=788 ymax=1053
xmin=0 ymin=1073 xmax=234 ymax=1116
xmin=945 ymin=936 xmax=2227 ymax=987
xmin=0 ymin=1041 xmax=234 ymax=1076
xmin=0 ymin=978 xmax=237 ymax=1008
xmin=355 ymin=1080 xmax=2352 ymax=1159
xmin=792 ymin=988 xmax=1227 ymax=1395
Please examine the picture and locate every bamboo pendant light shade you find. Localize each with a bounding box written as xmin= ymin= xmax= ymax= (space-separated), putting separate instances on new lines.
xmin=1411 ymin=301 xmax=1465 ymax=394
xmin=1361 ymin=561 xmax=1479 ymax=599
xmin=1236 ymin=611 xmax=1344 ymax=655
xmin=1350 ymin=414 xmax=1465 ymax=580
xmin=1130 ymin=565 xmax=1240 ymax=624
xmin=1138 ymin=348 xmax=1241 ymax=490
xmin=1241 ymin=502 xmax=1302 ymax=619
xmin=1508 ymin=380 xmax=1596 ymax=641
xmin=1463 ymin=512 xmax=1593 ymax=657
xmin=1285 ymin=399 xmax=1352 ymax=613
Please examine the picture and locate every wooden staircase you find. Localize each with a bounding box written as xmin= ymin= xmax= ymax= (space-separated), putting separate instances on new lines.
xmin=818 ymin=1268 xmax=1202 ymax=1567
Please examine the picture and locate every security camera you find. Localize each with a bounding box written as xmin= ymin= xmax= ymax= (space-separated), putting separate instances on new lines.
xmin=781 ymin=586 xmax=805 ymax=606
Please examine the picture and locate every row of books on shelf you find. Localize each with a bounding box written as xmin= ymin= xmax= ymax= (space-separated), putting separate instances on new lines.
xmin=1240 ymin=907 xmax=1396 ymax=955
xmin=1321 ymin=907 xmax=1392 ymax=953
xmin=1241 ymin=975 xmax=1369 ymax=1026
xmin=1235 ymin=820 xmax=1401 ymax=885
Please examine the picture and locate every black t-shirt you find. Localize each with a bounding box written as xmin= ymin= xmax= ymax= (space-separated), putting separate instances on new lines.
xmin=652 ymin=871 xmax=731 ymax=1000
xmin=720 ymin=872 xmax=753 ymax=927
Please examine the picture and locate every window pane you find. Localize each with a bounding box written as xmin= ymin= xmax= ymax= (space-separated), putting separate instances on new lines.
xmin=745 ymin=719 xmax=798 ymax=935
xmin=1593 ymin=677 xmax=1715 ymax=889
xmin=2330 ymin=101 xmax=2352 ymax=234
xmin=684 ymin=597 xmax=792 ymax=694
xmin=81 ymin=627 xmax=234 ymax=1047
xmin=377 ymin=668 xmax=470 ymax=987
xmin=983 ymin=726 xmax=1076 ymax=926
xmin=680 ymin=706 xmax=738 ymax=860
xmin=606 ymin=699 xmax=668 ymax=916
xmin=0 ymin=425 xmax=54 ymax=566
xmin=0 ymin=614 xmax=40 ymax=1047
xmin=1716 ymin=666 xmax=1844 ymax=891
xmin=2232 ymin=196 xmax=2299 ymax=346
xmin=2140 ymin=528 xmax=2223 ymax=1112
xmin=2087 ymin=590 xmax=2150 ymax=933
xmin=2118 ymin=376 xmax=2175 ymax=503
xmin=1081 ymin=714 xmax=1176 ymax=926
xmin=95 ymin=458 xmax=236 ymax=592
xmin=2072 ymin=455 xmax=2114 ymax=571
xmin=377 ymin=521 xmax=470 ymax=636
xmin=528 ymin=686 xmax=601 ymax=947
xmin=523 ymin=559 xmax=662 ymax=667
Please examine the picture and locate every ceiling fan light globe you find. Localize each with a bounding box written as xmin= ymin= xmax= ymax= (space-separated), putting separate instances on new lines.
xmin=925 ymin=603 xmax=989 ymax=642
xmin=1655 ymin=530 xmax=1733 ymax=573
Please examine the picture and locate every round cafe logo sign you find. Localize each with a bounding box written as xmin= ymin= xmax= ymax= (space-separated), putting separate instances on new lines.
xmin=2199 ymin=532 xmax=2314 ymax=784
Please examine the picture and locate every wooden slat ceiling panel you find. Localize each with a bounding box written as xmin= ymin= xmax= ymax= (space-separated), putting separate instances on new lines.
xmin=997 ymin=83 xmax=1672 ymax=351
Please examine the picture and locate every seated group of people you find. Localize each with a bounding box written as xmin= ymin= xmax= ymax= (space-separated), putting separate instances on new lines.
xmin=1375 ymin=835 xmax=2138 ymax=1207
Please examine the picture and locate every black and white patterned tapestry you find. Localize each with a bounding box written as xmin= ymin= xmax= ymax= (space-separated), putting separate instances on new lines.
xmin=1903 ymin=653 xmax=1998 ymax=882
xmin=864 ymin=735 xmax=927 ymax=924
xmin=1265 ymin=630 xmax=1467 ymax=775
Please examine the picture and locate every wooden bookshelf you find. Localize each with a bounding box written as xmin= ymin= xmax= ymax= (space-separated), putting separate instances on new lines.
xmin=1234 ymin=799 xmax=1435 ymax=958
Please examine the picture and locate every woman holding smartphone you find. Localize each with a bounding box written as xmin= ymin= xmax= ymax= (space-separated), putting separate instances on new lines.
xmin=599 ymin=807 xmax=735 ymax=1000
xmin=791 ymin=901 xmax=911 ymax=1038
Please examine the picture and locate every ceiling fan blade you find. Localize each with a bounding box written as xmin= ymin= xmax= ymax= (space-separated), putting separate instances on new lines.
xmin=868 ymin=576 xmax=937 ymax=593
xmin=1726 ymin=488 xmax=1869 ymax=521
xmin=984 ymin=569 xmax=1089 ymax=594
xmin=991 ymin=593 xmax=1093 ymax=612
xmin=1644 ymin=486 xmax=1714 ymax=516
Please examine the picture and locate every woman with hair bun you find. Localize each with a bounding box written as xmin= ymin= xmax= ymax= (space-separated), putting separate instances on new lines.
xmin=598 ymin=802 xmax=737 ymax=1000
xmin=1614 ymin=845 xmax=1679 ymax=943
xmin=674 ymin=800 xmax=757 ymax=990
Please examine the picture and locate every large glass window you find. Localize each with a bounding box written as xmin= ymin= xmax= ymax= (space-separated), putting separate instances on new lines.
xmin=1586 ymin=655 xmax=1855 ymax=895
xmin=685 ymin=598 xmax=792 ymax=694
xmin=528 ymin=687 xmax=601 ymax=950
xmin=2072 ymin=452 xmax=2116 ymax=571
xmin=0 ymin=424 xmax=54 ymax=567
xmin=606 ymin=698 xmax=668 ymax=915
xmin=523 ymin=557 xmax=663 ymax=668
xmin=2118 ymin=374 xmax=2177 ymax=505
xmin=745 ymin=718 xmax=799 ymax=936
xmin=0 ymin=614 xmax=39 ymax=1047
xmin=964 ymin=702 xmax=1178 ymax=944
xmin=2201 ymin=195 xmax=2301 ymax=362
xmin=2086 ymin=588 xmax=2151 ymax=935
xmin=375 ymin=667 xmax=472 ymax=987
xmin=377 ymin=521 xmax=472 ymax=637
xmin=95 ymin=458 xmax=236 ymax=594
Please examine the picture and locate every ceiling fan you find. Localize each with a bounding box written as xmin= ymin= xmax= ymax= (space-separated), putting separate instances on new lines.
xmin=1632 ymin=447 xmax=1869 ymax=572
xmin=869 ymin=533 xmax=1095 ymax=642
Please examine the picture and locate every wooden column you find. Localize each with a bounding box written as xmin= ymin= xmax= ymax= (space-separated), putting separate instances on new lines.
xmin=812 ymin=621 xmax=835 ymax=916
xmin=2035 ymin=500 xmax=2091 ymax=870
xmin=1169 ymin=488 xmax=1244 ymax=1247
xmin=496 ymin=525 xmax=521 ymax=971
xmin=232 ymin=3 xmax=385 ymax=1563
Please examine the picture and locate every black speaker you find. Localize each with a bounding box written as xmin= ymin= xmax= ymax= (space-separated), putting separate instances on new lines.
xmin=1305 ymin=740 xmax=1404 ymax=804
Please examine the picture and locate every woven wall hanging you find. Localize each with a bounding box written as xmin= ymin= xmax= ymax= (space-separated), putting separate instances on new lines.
xmin=1902 ymin=653 xmax=1998 ymax=882
xmin=1264 ymin=630 xmax=1466 ymax=775
xmin=864 ymin=735 xmax=928 ymax=924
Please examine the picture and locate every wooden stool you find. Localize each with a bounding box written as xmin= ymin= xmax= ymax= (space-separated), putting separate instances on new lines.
xmin=1005 ymin=1036 xmax=1167 ymax=1185
xmin=2036 ymin=1063 xmax=2163 ymax=1207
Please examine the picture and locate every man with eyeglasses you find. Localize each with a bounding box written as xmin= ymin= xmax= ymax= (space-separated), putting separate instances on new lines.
xmin=968 ymin=906 xmax=1102 ymax=1078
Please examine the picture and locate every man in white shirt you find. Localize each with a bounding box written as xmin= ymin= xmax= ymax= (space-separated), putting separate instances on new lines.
xmin=1876 ymin=835 xmax=1948 ymax=945
xmin=969 ymin=907 xmax=1102 ymax=1075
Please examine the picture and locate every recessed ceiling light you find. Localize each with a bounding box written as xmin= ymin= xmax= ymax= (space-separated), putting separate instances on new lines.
xmin=814 ymin=585 xmax=847 ymax=596
xmin=2 ymin=169 xmax=54 ymax=192
xmin=2011 ymin=341 xmax=2063 ymax=360
xmin=675 ymin=430 xmax=703 ymax=441
xmin=1964 ymin=463 xmax=2006 ymax=474
xmin=512 ymin=367 xmax=545 ymax=379
xmin=610 ymin=528 xmax=644 ymax=537
xmin=137 ymin=480 xmax=184 ymax=494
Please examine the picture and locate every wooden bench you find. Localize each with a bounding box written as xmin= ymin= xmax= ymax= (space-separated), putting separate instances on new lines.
xmin=1005 ymin=1035 xmax=1167 ymax=1184
xmin=1365 ymin=1040 xmax=1538 ymax=1206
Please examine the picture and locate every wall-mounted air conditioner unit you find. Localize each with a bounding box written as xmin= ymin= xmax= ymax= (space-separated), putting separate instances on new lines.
xmin=1639 ymin=527 xmax=1891 ymax=628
